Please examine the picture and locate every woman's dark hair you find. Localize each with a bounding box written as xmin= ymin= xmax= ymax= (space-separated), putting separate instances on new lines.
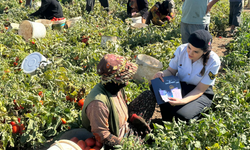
xmin=200 ymin=45 xmax=212 ymax=76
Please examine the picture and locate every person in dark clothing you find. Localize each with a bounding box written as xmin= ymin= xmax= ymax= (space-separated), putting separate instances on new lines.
xmin=86 ymin=0 xmax=109 ymax=13
xmin=127 ymin=0 xmax=149 ymax=23
xmin=146 ymin=0 xmax=175 ymax=26
xmin=29 ymin=0 xmax=63 ymax=20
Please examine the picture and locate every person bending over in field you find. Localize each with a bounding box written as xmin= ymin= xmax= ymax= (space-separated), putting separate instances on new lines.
xmin=127 ymin=0 xmax=149 ymax=23
xmin=153 ymin=29 xmax=221 ymax=123
xmin=146 ymin=0 xmax=175 ymax=26
xmin=29 ymin=0 xmax=63 ymax=20
xmin=81 ymin=54 xmax=156 ymax=149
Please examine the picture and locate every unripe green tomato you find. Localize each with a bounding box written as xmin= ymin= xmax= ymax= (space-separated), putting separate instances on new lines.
xmin=5 ymin=116 xmax=11 ymax=121
xmin=12 ymin=116 xmax=18 ymax=122
xmin=0 ymin=107 xmax=7 ymax=113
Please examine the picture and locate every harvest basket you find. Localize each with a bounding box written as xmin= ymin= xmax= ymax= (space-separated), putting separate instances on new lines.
xmin=59 ymin=128 xmax=94 ymax=140
xmin=18 ymin=20 xmax=46 ymax=41
xmin=133 ymin=54 xmax=163 ymax=83
xmin=35 ymin=19 xmax=52 ymax=28
xmin=48 ymin=140 xmax=82 ymax=150
xmin=52 ymin=18 xmax=66 ymax=30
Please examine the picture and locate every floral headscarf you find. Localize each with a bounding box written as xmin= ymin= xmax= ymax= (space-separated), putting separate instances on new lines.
xmin=97 ymin=54 xmax=138 ymax=85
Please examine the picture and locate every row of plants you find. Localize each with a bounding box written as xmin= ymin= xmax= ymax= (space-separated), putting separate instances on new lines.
xmin=1 ymin=0 xmax=249 ymax=149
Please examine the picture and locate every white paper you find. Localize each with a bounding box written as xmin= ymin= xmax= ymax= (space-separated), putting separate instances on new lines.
xmin=159 ymin=88 xmax=182 ymax=102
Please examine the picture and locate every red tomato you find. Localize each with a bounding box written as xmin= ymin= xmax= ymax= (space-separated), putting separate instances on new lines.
xmin=13 ymin=99 xmax=17 ymax=105
xmin=95 ymin=140 xmax=103 ymax=148
xmin=85 ymin=147 xmax=91 ymax=150
xmin=77 ymin=140 xmax=86 ymax=149
xmin=19 ymin=124 xmax=25 ymax=135
xmin=70 ymin=97 xmax=75 ymax=102
xmin=13 ymin=62 xmax=18 ymax=66
xmin=15 ymin=57 xmax=19 ymax=62
xmin=78 ymin=99 xmax=85 ymax=107
xmin=20 ymin=105 xmax=24 ymax=109
xmin=14 ymin=106 xmax=21 ymax=110
xmin=66 ymin=96 xmax=71 ymax=101
xmin=70 ymin=137 xmax=79 ymax=143
xmin=31 ymin=41 xmax=35 ymax=44
xmin=85 ymin=137 xmax=96 ymax=147
xmin=55 ymin=18 xmax=58 ymax=21
xmin=74 ymin=56 xmax=79 ymax=60
xmin=10 ymin=121 xmax=16 ymax=126
xmin=38 ymin=91 xmax=43 ymax=97
xmin=82 ymin=38 xmax=88 ymax=43
xmin=39 ymin=100 xmax=43 ymax=105
xmin=18 ymin=118 xmax=21 ymax=123
xmin=61 ymin=118 xmax=67 ymax=124
xmin=91 ymin=146 xmax=101 ymax=150
xmin=12 ymin=125 xmax=20 ymax=133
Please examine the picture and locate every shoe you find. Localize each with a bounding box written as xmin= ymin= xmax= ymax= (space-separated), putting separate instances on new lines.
xmin=228 ymin=30 xmax=235 ymax=37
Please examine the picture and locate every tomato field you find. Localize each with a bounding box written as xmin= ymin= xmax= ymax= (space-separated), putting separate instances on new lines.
xmin=0 ymin=0 xmax=250 ymax=149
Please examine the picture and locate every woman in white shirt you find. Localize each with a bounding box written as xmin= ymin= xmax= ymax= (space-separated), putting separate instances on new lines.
xmin=153 ymin=29 xmax=221 ymax=122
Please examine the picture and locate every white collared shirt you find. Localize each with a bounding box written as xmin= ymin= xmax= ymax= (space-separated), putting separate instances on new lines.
xmin=169 ymin=44 xmax=221 ymax=86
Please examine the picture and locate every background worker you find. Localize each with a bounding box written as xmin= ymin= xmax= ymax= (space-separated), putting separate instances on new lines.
xmin=181 ymin=0 xmax=220 ymax=44
xmin=229 ymin=0 xmax=243 ymax=36
xmin=127 ymin=0 xmax=149 ymax=23
xmin=86 ymin=0 xmax=109 ymax=13
xmin=29 ymin=0 xmax=63 ymax=19
xmin=146 ymin=0 xmax=175 ymax=26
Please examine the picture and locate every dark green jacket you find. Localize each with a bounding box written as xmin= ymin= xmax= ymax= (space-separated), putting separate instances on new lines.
xmin=82 ymin=83 xmax=125 ymax=136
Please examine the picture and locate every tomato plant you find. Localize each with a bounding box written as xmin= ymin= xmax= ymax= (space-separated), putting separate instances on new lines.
xmin=0 ymin=0 xmax=249 ymax=149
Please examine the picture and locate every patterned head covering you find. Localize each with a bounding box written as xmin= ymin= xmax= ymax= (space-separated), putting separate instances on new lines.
xmin=97 ymin=54 xmax=138 ymax=85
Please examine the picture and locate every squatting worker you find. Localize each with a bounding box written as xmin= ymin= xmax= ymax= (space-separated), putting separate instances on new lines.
xmin=82 ymin=54 xmax=156 ymax=149
xmin=146 ymin=0 xmax=175 ymax=26
xmin=29 ymin=0 xmax=63 ymax=19
xmin=153 ymin=29 xmax=221 ymax=122
xmin=127 ymin=0 xmax=149 ymax=24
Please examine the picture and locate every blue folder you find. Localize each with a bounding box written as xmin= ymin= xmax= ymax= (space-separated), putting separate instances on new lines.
xmin=151 ymin=76 xmax=182 ymax=105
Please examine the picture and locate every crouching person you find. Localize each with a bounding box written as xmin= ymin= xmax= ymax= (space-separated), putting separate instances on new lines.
xmin=127 ymin=0 xmax=149 ymax=23
xmin=82 ymin=54 xmax=156 ymax=149
xmin=146 ymin=0 xmax=175 ymax=26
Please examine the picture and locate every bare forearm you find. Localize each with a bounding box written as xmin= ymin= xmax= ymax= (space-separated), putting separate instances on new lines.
xmin=208 ymin=0 xmax=220 ymax=7
xmin=182 ymin=88 xmax=204 ymax=104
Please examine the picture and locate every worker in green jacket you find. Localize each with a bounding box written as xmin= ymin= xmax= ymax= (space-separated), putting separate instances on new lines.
xmin=82 ymin=54 xmax=156 ymax=149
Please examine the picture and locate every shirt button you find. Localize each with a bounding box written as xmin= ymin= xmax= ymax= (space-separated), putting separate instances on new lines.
xmin=188 ymin=74 xmax=190 ymax=75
